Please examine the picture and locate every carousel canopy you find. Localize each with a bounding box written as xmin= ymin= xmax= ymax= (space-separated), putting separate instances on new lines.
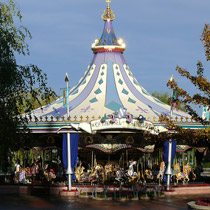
xmin=25 ymin=1 xmax=203 ymax=133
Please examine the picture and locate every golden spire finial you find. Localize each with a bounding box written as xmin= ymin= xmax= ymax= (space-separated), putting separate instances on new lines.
xmin=106 ymin=0 xmax=111 ymax=8
xmin=102 ymin=0 xmax=115 ymax=21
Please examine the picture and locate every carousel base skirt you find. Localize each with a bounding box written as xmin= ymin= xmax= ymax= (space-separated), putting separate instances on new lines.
xmin=59 ymin=189 xmax=79 ymax=196
xmin=164 ymin=184 xmax=210 ymax=196
xmin=0 ymin=183 xmax=210 ymax=196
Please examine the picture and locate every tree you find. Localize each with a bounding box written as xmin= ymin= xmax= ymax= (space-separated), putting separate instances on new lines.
xmin=166 ymin=24 xmax=210 ymax=146
xmin=17 ymin=90 xmax=57 ymax=114
xmin=152 ymin=91 xmax=170 ymax=104
xmin=0 ymin=0 xmax=56 ymax=170
xmin=151 ymin=91 xmax=186 ymax=111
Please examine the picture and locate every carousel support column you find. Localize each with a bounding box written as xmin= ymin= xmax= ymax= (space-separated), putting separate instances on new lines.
xmin=182 ymin=152 xmax=185 ymax=168
xmin=158 ymin=149 xmax=160 ymax=165
xmin=126 ymin=150 xmax=128 ymax=167
xmin=65 ymin=73 xmax=73 ymax=191
xmin=194 ymin=149 xmax=196 ymax=166
xmin=43 ymin=150 xmax=45 ymax=168
xmin=122 ymin=153 xmax=125 ymax=169
xmin=41 ymin=150 xmax=43 ymax=168
xmin=66 ymin=132 xmax=73 ymax=191
xmin=94 ymin=154 xmax=97 ymax=166
xmin=165 ymin=139 xmax=173 ymax=191
xmin=192 ymin=149 xmax=194 ymax=165
xmin=32 ymin=149 xmax=34 ymax=165
xmin=119 ymin=155 xmax=121 ymax=167
xmin=108 ymin=154 xmax=110 ymax=163
xmin=151 ymin=155 xmax=153 ymax=169
xmin=51 ymin=149 xmax=53 ymax=162
xmin=137 ymin=160 xmax=139 ymax=174
xmin=141 ymin=157 xmax=143 ymax=177
xmin=91 ymin=151 xmax=94 ymax=169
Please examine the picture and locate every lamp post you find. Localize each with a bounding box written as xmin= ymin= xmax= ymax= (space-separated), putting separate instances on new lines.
xmin=65 ymin=73 xmax=73 ymax=191
xmin=165 ymin=138 xmax=172 ymax=190
xmin=165 ymin=75 xmax=175 ymax=190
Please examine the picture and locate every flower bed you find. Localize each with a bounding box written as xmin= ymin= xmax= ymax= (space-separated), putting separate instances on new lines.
xmin=196 ymin=199 xmax=210 ymax=206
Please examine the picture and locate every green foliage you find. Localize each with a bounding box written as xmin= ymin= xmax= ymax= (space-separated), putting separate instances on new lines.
xmin=151 ymin=91 xmax=170 ymax=104
xmin=202 ymin=162 xmax=210 ymax=168
xmin=151 ymin=91 xmax=186 ymax=111
xmin=17 ymin=89 xmax=57 ymax=114
xmin=0 ymin=0 xmax=31 ymax=55
xmin=165 ymin=24 xmax=210 ymax=146
xmin=167 ymin=25 xmax=210 ymax=124
xmin=201 ymin=24 xmax=210 ymax=61
xmin=0 ymin=0 xmax=57 ymax=170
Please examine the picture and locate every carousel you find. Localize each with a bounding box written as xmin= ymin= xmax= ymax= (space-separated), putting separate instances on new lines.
xmin=18 ymin=0 xmax=209 ymax=188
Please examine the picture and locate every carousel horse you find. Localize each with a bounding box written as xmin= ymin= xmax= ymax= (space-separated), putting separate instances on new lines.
xmin=144 ymin=169 xmax=153 ymax=181
xmin=90 ymin=164 xmax=104 ymax=183
xmin=43 ymin=164 xmax=56 ymax=183
xmin=127 ymin=161 xmax=138 ymax=177
xmin=115 ymin=168 xmax=127 ymax=185
xmin=126 ymin=160 xmax=138 ymax=184
xmin=126 ymin=160 xmax=139 ymax=184
xmin=144 ymin=169 xmax=154 ymax=183
xmin=172 ymin=163 xmax=189 ymax=184
xmin=114 ymin=161 xmax=139 ymax=186
xmin=104 ymin=163 xmax=114 ymax=182
xmin=183 ymin=162 xmax=196 ymax=182
xmin=157 ymin=161 xmax=165 ymax=182
xmin=171 ymin=163 xmax=181 ymax=183
xmin=176 ymin=171 xmax=189 ymax=184
xmin=75 ymin=164 xmax=90 ymax=183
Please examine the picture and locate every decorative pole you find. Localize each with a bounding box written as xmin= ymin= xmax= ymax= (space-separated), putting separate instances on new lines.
xmin=65 ymin=73 xmax=73 ymax=191
xmin=170 ymin=75 xmax=174 ymax=118
xmin=165 ymin=75 xmax=174 ymax=190
xmin=106 ymin=0 xmax=111 ymax=6
xmin=165 ymin=139 xmax=172 ymax=190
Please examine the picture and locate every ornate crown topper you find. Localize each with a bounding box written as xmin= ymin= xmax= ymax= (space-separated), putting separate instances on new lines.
xmin=102 ymin=0 xmax=115 ymax=21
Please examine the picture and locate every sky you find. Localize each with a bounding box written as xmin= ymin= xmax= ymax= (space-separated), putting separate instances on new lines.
xmin=14 ymin=0 xmax=210 ymax=98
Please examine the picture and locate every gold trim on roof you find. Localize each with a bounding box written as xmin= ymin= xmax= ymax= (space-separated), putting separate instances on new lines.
xmin=25 ymin=115 xmax=196 ymax=124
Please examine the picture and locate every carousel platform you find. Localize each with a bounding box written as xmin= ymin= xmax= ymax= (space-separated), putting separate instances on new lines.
xmin=1 ymin=183 xmax=210 ymax=197
xmin=164 ymin=183 xmax=210 ymax=196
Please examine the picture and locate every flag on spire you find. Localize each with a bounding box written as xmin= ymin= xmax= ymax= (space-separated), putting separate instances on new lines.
xmin=63 ymin=88 xmax=69 ymax=107
xmin=172 ymin=90 xmax=178 ymax=110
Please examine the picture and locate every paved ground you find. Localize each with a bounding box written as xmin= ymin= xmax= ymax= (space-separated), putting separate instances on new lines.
xmin=0 ymin=193 xmax=209 ymax=210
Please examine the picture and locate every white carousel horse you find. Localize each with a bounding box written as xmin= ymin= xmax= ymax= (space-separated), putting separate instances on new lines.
xmin=127 ymin=160 xmax=138 ymax=184
xmin=115 ymin=161 xmax=138 ymax=185
xmin=127 ymin=160 xmax=137 ymax=177
xmin=115 ymin=168 xmax=126 ymax=184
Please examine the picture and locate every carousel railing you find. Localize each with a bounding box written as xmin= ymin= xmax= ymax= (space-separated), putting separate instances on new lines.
xmin=76 ymin=183 xmax=165 ymax=200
